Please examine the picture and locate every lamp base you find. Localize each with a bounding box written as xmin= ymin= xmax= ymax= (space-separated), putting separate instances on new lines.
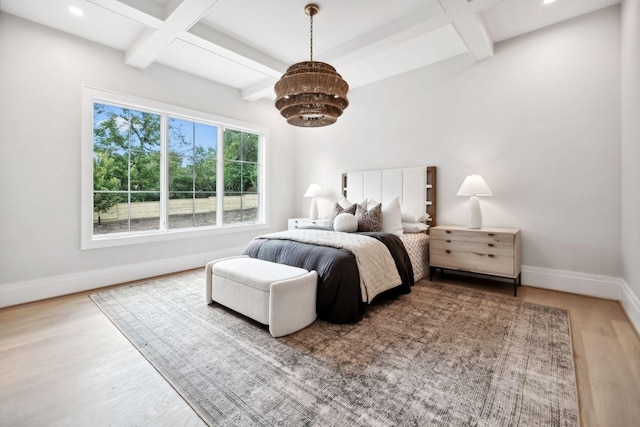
xmin=466 ymin=196 xmax=482 ymax=229
xmin=309 ymin=198 xmax=318 ymax=220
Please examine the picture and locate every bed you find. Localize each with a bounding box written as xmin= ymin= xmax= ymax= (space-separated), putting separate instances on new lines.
xmin=243 ymin=166 xmax=436 ymax=323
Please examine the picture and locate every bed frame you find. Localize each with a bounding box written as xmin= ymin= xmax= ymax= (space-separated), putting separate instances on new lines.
xmin=341 ymin=166 xmax=437 ymax=227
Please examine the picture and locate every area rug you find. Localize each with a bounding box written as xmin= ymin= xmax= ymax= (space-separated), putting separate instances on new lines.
xmin=90 ymin=271 xmax=579 ymax=426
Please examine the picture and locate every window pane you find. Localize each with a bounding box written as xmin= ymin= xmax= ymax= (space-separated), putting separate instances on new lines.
xmin=223 ymin=192 xmax=259 ymax=224
xmin=222 ymin=129 xmax=261 ymax=225
xmin=129 ymin=192 xmax=161 ymax=232
xmin=223 ymin=129 xmax=242 ymax=161
xmin=168 ymin=192 xmax=216 ymax=229
xmin=93 ymin=192 xmax=127 ymax=235
xmin=92 ymin=192 xmax=161 ymax=234
xmin=241 ymin=193 xmax=259 ymax=223
xmin=93 ymin=103 xmax=161 ymax=237
xmin=168 ymin=118 xmax=217 ymax=230
xmin=241 ymin=132 xmax=259 ymax=163
xmin=223 ymin=191 xmax=242 ymax=224
xmin=242 ymin=161 xmax=258 ymax=192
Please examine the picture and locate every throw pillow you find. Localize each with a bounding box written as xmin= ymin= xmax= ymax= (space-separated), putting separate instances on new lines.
xmin=401 ymin=209 xmax=430 ymax=223
xmin=333 ymin=213 xmax=358 ymax=233
xmin=382 ymin=196 xmax=403 ymax=236
xmin=330 ymin=202 xmax=356 ymax=228
xmin=402 ymin=221 xmax=430 ymax=233
xmin=356 ymin=202 xmax=382 ymax=232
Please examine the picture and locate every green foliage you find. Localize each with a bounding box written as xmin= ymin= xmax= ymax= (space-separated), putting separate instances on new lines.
xmin=93 ymin=104 xmax=161 ymax=212
xmin=224 ymin=130 xmax=259 ymax=193
xmin=93 ymin=151 xmax=121 ymax=223
xmin=93 ymin=103 xmax=260 ymax=217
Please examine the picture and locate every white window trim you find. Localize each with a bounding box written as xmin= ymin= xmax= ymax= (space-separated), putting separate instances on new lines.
xmin=81 ymin=86 xmax=269 ymax=250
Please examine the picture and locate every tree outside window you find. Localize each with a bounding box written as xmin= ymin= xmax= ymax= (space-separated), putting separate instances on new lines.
xmin=92 ymin=102 xmax=262 ymax=237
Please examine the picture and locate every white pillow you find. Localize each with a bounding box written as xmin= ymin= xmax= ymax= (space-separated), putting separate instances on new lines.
xmin=401 ymin=209 xmax=430 ymax=223
xmin=383 ymin=197 xmax=404 ymax=236
xmin=338 ymin=196 xmax=353 ymax=209
xmin=333 ymin=213 xmax=358 ymax=233
xmin=339 ymin=196 xmax=367 ymax=209
xmin=402 ymin=221 xmax=429 ymax=233
xmin=366 ymin=197 xmax=403 ymax=235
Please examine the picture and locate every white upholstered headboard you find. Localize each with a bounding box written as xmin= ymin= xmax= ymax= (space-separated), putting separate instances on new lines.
xmin=342 ymin=166 xmax=437 ymax=226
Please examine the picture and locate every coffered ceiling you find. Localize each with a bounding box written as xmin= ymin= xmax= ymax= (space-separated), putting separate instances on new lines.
xmin=0 ymin=0 xmax=620 ymax=101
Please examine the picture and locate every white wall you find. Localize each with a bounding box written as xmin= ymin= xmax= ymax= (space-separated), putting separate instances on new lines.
xmin=1 ymin=6 xmax=634 ymax=317
xmin=0 ymin=13 xmax=296 ymax=305
xmin=295 ymin=7 xmax=622 ymax=281
xmin=621 ymin=0 xmax=640 ymax=328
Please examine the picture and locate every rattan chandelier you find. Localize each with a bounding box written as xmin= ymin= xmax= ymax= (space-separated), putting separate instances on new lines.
xmin=274 ymin=4 xmax=349 ymax=127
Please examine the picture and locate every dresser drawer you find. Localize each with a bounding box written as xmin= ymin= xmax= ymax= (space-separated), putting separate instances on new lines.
xmin=430 ymin=239 xmax=514 ymax=257
xmin=430 ymin=248 xmax=516 ymax=277
xmin=429 ymin=225 xmax=522 ymax=295
xmin=430 ymin=228 xmax=514 ymax=245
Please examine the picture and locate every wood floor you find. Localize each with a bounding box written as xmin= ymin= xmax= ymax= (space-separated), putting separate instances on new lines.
xmin=1 ymin=270 xmax=639 ymax=427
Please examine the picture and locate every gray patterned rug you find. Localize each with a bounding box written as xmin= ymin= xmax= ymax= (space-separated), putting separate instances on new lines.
xmin=90 ymin=270 xmax=579 ymax=426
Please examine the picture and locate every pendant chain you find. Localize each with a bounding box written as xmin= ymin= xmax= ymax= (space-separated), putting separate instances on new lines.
xmin=309 ymin=13 xmax=314 ymax=62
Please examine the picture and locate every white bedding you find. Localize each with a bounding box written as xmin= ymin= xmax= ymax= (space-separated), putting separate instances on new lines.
xmin=398 ymin=233 xmax=430 ymax=282
xmin=259 ymin=229 xmax=402 ymax=303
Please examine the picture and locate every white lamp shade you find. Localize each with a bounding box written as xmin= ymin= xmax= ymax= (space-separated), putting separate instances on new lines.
xmin=456 ymin=175 xmax=493 ymax=197
xmin=304 ymin=184 xmax=323 ymax=198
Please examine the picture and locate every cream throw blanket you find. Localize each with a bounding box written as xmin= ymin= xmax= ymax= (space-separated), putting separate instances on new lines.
xmin=258 ymin=229 xmax=402 ymax=303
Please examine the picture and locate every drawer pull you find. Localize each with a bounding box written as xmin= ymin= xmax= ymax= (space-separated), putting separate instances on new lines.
xmin=488 ymin=233 xmax=495 ymax=237
xmin=445 ymin=250 xmax=451 ymax=254
xmin=446 ymin=240 xmax=451 ymax=243
xmin=312 ymin=221 xmax=317 ymax=224
xmin=445 ymin=230 xmax=451 ymax=234
xmin=488 ymin=254 xmax=494 ymax=258
xmin=488 ymin=243 xmax=494 ymax=247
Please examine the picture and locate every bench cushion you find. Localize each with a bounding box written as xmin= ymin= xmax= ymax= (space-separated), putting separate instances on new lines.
xmin=213 ymin=257 xmax=309 ymax=292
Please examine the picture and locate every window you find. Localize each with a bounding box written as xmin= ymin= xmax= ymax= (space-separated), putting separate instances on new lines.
xmin=82 ymin=87 xmax=267 ymax=249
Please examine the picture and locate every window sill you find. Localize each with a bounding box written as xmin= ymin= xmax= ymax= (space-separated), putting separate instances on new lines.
xmin=81 ymin=222 xmax=269 ymax=250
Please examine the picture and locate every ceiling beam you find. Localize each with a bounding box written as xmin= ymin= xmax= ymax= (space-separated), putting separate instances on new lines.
xmin=184 ymin=23 xmax=286 ymax=101
xmin=186 ymin=23 xmax=286 ymax=78
xmin=323 ymin=2 xmax=450 ymax=67
xmin=438 ymin=0 xmax=496 ymax=61
xmin=87 ymin=0 xmax=164 ymax=28
xmin=465 ymin=0 xmax=508 ymax=14
xmin=124 ymin=0 xmax=220 ymax=69
xmin=451 ymin=14 xmax=493 ymax=61
xmin=241 ymin=78 xmax=278 ymax=102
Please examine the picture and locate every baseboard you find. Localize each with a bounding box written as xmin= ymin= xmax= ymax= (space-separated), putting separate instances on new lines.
xmin=522 ymin=265 xmax=640 ymax=334
xmin=4 ymin=258 xmax=640 ymax=335
xmin=522 ymin=265 xmax=624 ymax=299
xmin=0 ymin=246 xmax=245 ymax=308
xmin=619 ymin=278 xmax=640 ymax=336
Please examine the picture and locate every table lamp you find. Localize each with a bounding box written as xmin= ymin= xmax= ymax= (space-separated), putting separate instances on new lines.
xmin=304 ymin=184 xmax=322 ymax=220
xmin=456 ymin=175 xmax=492 ymax=229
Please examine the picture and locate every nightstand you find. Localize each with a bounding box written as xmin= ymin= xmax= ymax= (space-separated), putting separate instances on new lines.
xmin=288 ymin=218 xmax=331 ymax=230
xmin=429 ymin=225 xmax=522 ymax=296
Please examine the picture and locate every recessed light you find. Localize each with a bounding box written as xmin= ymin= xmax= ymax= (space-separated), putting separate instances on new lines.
xmin=543 ymin=0 xmax=556 ymax=4
xmin=69 ymin=6 xmax=84 ymax=17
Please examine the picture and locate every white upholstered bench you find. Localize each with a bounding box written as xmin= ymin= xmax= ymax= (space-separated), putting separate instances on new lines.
xmin=205 ymin=255 xmax=318 ymax=338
